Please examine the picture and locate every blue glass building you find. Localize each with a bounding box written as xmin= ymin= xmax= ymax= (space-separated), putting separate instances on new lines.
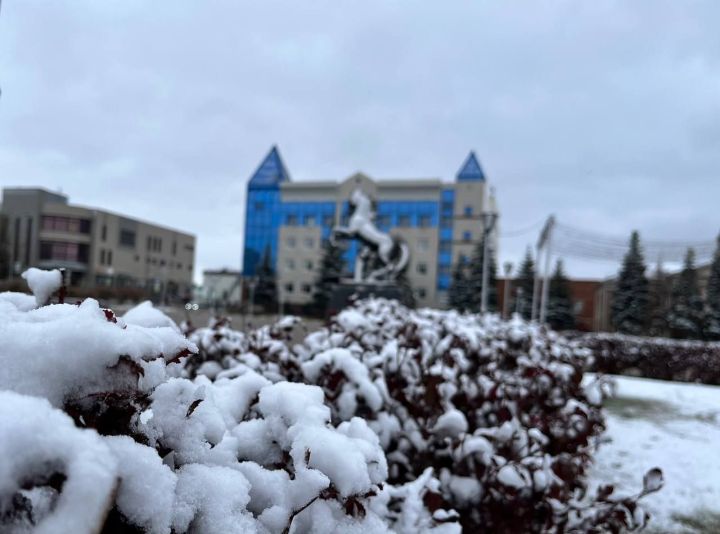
xmin=243 ymin=146 xmax=496 ymax=307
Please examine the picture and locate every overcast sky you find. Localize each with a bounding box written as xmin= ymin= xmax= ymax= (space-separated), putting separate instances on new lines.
xmin=2 ymin=1 xmax=719 ymax=282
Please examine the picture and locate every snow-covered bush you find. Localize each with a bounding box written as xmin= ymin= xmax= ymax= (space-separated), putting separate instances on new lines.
xmin=188 ymin=299 xmax=663 ymax=532
xmin=1 ymin=271 xmax=452 ymax=533
xmin=581 ymin=332 xmax=720 ymax=385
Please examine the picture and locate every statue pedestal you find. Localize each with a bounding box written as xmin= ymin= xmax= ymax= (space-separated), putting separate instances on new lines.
xmin=326 ymin=282 xmax=405 ymax=317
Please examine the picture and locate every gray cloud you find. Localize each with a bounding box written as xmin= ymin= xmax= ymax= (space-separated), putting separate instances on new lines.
xmin=1 ymin=1 xmax=719 ymax=280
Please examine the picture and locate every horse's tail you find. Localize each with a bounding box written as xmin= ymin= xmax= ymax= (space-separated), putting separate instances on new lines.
xmin=393 ymin=240 xmax=410 ymax=273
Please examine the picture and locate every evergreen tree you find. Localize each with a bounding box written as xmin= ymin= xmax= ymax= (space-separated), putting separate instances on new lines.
xmin=703 ymin=234 xmax=720 ymax=340
xmin=647 ymin=260 xmax=672 ymax=337
xmin=546 ymin=260 xmax=575 ymax=330
xmin=468 ymin=237 xmax=498 ymax=313
xmin=513 ymin=248 xmax=535 ymax=320
xmin=667 ymin=248 xmax=705 ymax=339
xmin=254 ymin=245 xmax=277 ymax=313
xmin=611 ymin=231 xmax=649 ymax=335
xmin=448 ymin=261 xmax=472 ymax=311
xmin=312 ymin=239 xmax=347 ymax=313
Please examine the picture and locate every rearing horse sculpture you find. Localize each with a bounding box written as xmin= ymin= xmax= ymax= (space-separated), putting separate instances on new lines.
xmin=331 ymin=188 xmax=409 ymax=282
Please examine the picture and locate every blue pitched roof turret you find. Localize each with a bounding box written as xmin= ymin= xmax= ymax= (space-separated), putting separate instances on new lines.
xmin=248 ymin=145 xmax=291 ymax=188
xmin=456 ymin=151 xmax=486 ymax=181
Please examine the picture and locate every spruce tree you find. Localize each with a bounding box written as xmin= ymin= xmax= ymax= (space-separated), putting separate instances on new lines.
xmin=312 ymin=239 xmax=347 ymax=314
xmin=468 ymin=237 xmax=498 ymax=313
xmin=611 ymin=231 xmax=649 ymax=335
xmin=448 ymin=261 xmax=471 ymax=311
xmin=513 ymin=248 xmax=535 ymax=320
xmin=668 ymin=248 xmax=705 ymax=339
xmin=254 ymin=245 xmax=277 ymax=313
xmin=647 ymin=260 xmax=671 ymax=337
xmin=546 ymin=260 xmax=575 ymax=330
xmin=703 ymin=234 xmax=720 ymax=340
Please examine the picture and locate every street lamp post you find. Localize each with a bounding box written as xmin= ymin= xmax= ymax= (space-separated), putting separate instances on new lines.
xmin=480 ymin=211 xmax=498 ymax=314
xmin=502 ymin=262 xmax=513 ymax=319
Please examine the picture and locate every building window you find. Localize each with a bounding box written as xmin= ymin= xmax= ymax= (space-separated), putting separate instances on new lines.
xmin=286 ymin=214 xmax=299 ymax=226
xmin=441 ymin=216 xmax=452 ymax=228
xmin=184 ymin=244 xmax=194 ymax=252
xmin=147 ymin=236 xmax=152 ymax=251
xmin=302 ymin=283 xmax=312 ymax=294
xmin=41 ymin=216 xmax=91 ymax=234
xmin=464 ymin=206 xmax=473 ymax=216
xmin=377 ymin=214 xmax=390 ymax=228
xmin=286 ymin=236 xmax=296 ymax=248
xmin=101 ymin=225 xmax=107 ymax=241
xmin=254 ymin=201 xmax=264 ymax=211
xmin=418 ymin=214 xmax=432 ymax=228
xmin=13 ymin=217 xmax=20 ymax=262
xmin=439 ymin=242 xmax=451 ymax=254
xmin=285 ymin=282 xmax=294 ymax=293
xmin=398 ymin=215 xmax=411 ymax=228
xmin=463 ymin=231 xmax=472 ymax=242
xmin=172 ymin=241 xmax=177 ymax=255
xmin=119 ymin=229 xmax=136 ymax=248
xmin=305 ymin=260 xmax=314 ymax=270
xmin=286 ymin=259 xmax=295 ymax=270
xmin=417 ymin=238 xmax=429 ymax=252
xmin=417 ymin=288 xmax=427 ymax=299
xmin=40 ymin=241 xmax=89 ymax=262
xmin=323 ymin=214 xmax=335 ymax=228
xmin=304 ymin=237 xmax=315 ymax=248
xmin=305 ymin=215 xmax=316 ymax=226
xmin=460 ymin=254 xmax=469 ymax=264
xmin=442 ymin=201 xmax=453 ymax=212
xmin=100 ymin=249 xmax=106 ymax=265
xmin=417 ymin=262 xmax=428 ymax=275
xmin=135 ymin=255 xmax=140 ymax=262
xmin=439 ymin=265 xmax=450 ymax=276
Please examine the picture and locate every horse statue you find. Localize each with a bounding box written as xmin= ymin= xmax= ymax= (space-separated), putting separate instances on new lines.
xmin=331 ymin=188 xmax=409 ymax=282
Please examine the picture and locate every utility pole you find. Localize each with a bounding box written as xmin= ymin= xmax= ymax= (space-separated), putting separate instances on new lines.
xmin=538 ymin=216 xmax=556 ymax=324
xmin=480 ymin=211 xmax=498 ymax=313
xmin=532 ymin=215 xmax=555 ymax=322
xmin=502 ymin=262 xmax=513 ymax=319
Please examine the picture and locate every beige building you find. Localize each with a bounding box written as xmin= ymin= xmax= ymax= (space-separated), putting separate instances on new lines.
xmin=1 ymin=188 xmax=195 ymax=301
xmin=244 ymin=147 xmax=499 ymax=308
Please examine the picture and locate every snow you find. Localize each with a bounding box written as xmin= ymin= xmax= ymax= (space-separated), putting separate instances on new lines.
xmin=0 ymin=298 xmax=196 ymax=406
xmin=123 ymin=300 xmax=180 ymax=331
xmin=496 ymin=464 xmax=529 ymax=489
xmin=21 ymin=267 xmax=62 ymax=306
xmin=432 ymin=409 xmax=469 ymax=438
xmin=588 ymin=374 xmax=720 ymax=532
xmin=105 ymin=436 xmax=177 ymax=534
xmin=0 ymin=391 xmax=118 ymax=534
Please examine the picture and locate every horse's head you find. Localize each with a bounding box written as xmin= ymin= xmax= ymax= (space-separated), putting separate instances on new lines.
xmin=350 ymin=188 xmax=370 ymax=209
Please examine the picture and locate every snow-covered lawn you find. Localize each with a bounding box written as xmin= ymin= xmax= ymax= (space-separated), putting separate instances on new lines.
xmin=588 ymin=375 xmax=720 ymax=533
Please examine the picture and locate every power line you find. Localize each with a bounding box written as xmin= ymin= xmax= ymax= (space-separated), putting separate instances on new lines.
xmin=499 ymin=218 xmax=545 ymax=238
xmin=549 ymin=221 xmax=716 ymax=263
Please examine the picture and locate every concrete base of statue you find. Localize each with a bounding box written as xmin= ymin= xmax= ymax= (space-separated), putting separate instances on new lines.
xmin=326 ymin=282 xmax=406 ymax=317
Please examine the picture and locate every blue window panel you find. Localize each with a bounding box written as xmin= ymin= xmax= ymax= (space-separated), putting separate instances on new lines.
xmin=456 ymin=152 xmax=485 ymax=182
xmin=439 ymin=251 xmax=452 ymax=265
xmin=243 ymin=187 xmax=282 ymax=275
xmin=437 ymin=274 xmax=450 ymax=290
xmin=440 ymin=228 xmax=453 ymax=241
